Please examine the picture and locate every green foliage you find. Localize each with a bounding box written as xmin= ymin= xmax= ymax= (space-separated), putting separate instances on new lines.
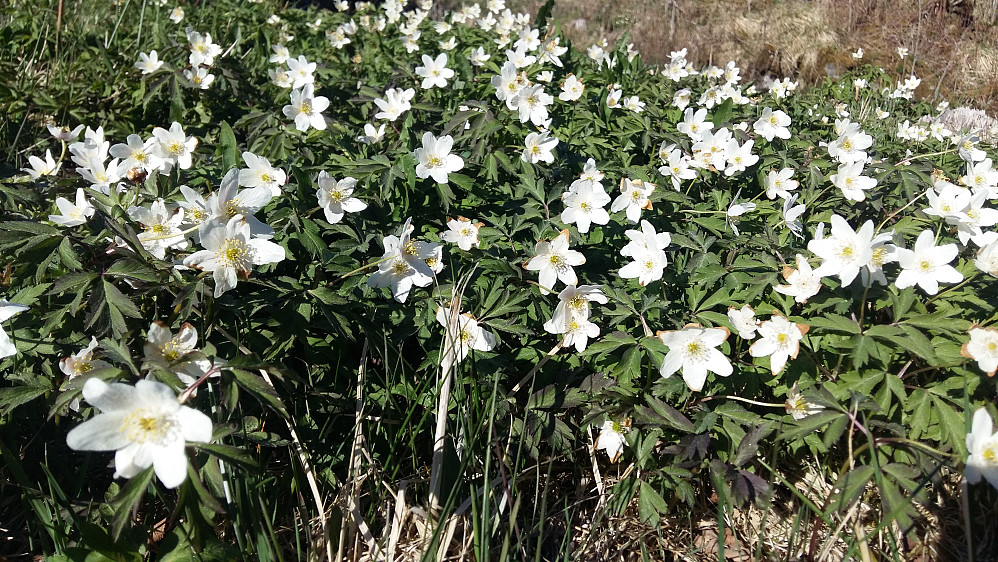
xmin=1 ymin=0 xmax=996 ymax=559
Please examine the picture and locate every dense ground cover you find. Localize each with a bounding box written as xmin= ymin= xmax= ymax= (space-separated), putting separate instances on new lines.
xmin=2 ymin=0 xmax=998 ymax=559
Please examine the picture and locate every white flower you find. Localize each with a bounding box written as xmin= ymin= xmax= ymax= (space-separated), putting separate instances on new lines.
xmin=975 ymin=242 xmax=998 ymax=277
xmin=521 ymin=130 xmax=558 ymax=164
xmin=49 ymin=188 xmax=95 ymax=227
xmin=514 ymin=84 xmax=553 ymax=127
xmin=749 ymin=314 xmax=808 ymax=375
xmin=727 ymin=305 xmax=759 ymax=339
xmin=169 ymin=6 xmax=184 ymax=23
xmin=808 ymin=215 xmax=879 ymax=287
xmin=239 ymin=152 xmax=286 ymax=197
xmin=186 ymin=27 xmax=222 ymax=67
xmin=22 ymin=149 xmax=61 ymax=179
xmin=726 ymin=189 xmax=757 ymax=235
xmin=436 ymin=306 xmax=496 ymax=374
xmin=753 ymin=107 xmax=792 ymax=142
xmin=373 ymin=87 xmax=415 ymax=121
xmin=898 ymin=46 xmax=909 ymax=59
xmin=414 ymin=132 xmax=464 ymax=184
xmin=611 ymin=178 xmax=655 ymax=223
xmin=135 ymin=51 xmax=164 ymax=74
xmin=657 ymin=324 xmax=733 ymax=392
xmin=781 ymin=194 xmax=806 ymax=239
xmin=543 ymin=284 xmax=606 ymax=352
xmin=65 ymin=378 xmax=213 ymax=488
xmin=595 ymin=419 xmax=629 ymax=463
xmin=0 ymin=299 xmax=29 ymax=359
xmin=524 ymin=230 xmax=585 ymax=294
xmin=110 ymin=134 xmax=164 ymax=174
xmin=203 ymin=169 xmax=275 ymax=238
xmin=48 ymin=124 xmax=84 ymax=141
xmin=623 ymin=96 xmax=645 ymax=113
xmin=658 ymin=148 xmax=696 ymax=191
xmin=774 ymin=254 xmax=822 ymax=303
xmin=269 ymin=68 xmax=293 ymax=88
xmin=357 ymin=123 xmax=386 ymax=144
xmin=827 ymin=119 xmax=873 ymax=164
xmin=605 ymin=88 xmax=622 ymax=109
xmin=183 ymin=215 xmax=287 ymax=297
xmin=618 ymin=220 xmax=670 ymax=286
xmin=440 ymin=217 xmax=482 ymax=251
xmin=852 ymin=47 xmax=864 ymax=59
xmin=492 ymin=61 xmax=524 ymax=103
xmin=468 ymin=46 xmax=491 ymax=66
xmin=367 ymin=219 xmax=436 ymax=302
xmin=559 ymin=74 xmax=584 ymax=102
xmin=283 ymin=84 xmax=329 ymax=132
xmin=316 ymin=172 xmax=366 ymax=224
xmin=184 ymin=66 xmax=215 ymax=90
xmin=152 ymin=122 xmax=197 ymax=171
xmin=269 ymin=44 xmax=290 ymax=65
xmin=129 ymin=199 xmax=188 ymax=259
xmin=285 ymin=55 xmax=316 ymax=89
xmin=59 ymin=337 xmax=113 ymax=411
xmin=765 ymin=168 xmax=799 ymax=200
xmin=561 ymin=181 xmax=610 ymax=234
xmin=966 ymin=408 xmax=998 ymax=490
xmin=785 ymin=383 xmax=824 ymax=419
xmin=894 ymin=230 xmax=962 ymax=295
xmin=963 ymin=327 xmax=998 ymax=376
xmin=831 ymin=161 xmax=877 ymax=202
xmin=415 ymin=53 xmax=454 ymax=89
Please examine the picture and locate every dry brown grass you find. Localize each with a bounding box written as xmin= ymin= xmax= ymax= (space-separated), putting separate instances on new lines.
xmin=508 ymin=0 xmax=998 ymax=112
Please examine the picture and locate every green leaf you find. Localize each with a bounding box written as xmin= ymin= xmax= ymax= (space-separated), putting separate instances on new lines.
xmin=109 ymin=466 xmax=155 ymax=541
xmin=637 ymin=480 xmax=669 ymax=523
xmin=217 ymin=121 xmax=238 ymax=172
xmin=227 ymin=368 xmax=288 ymax=417
xmin=0 ymin=381 xmax=53 ymax=415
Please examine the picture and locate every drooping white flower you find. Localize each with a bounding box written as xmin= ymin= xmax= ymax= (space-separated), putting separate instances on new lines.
xmin=440 ymin=217 xmax=482 ymax=251
xmin=524 ymin=230 xmax=585 ymax=295
xmin=357 ymin=123 xmax=386 ymax=144
xmin=966 ymin=408 xmax=998 ymax=490
xmin=0 ymin=299 xmax=29 ymax=359
xmin=203 ymin=169 xmax=275 ymax=239
xmin=781 ymin=194 xmax=806 ymax=239
xmin=22 ymin=149 xmax=61 ymax=179
xmin=975 ymin=242 xmax=998 ymax=277
xmin=436 ymin=306 xmax=496 ymax=374
xmin=595 ymin=419 xmax=629 ymax=463
xmin=414 ymin=132 xmax=464 ymax=184
xmin=66 ymin=378 xmax=213 ymax=489
xmin=894 ymin=230 xmax=963 ymax=295
xmin=749 ymin=314 xmax=809 ymax=375
xmin=785 ymin=382 xmax=824 ymax=420
xmin=657 ymin=324 xmax=733 ymax=392
xmin=316 ymin=172 xmax=366 ymax=224
xmin=183 ymin=215 xmax=287 ymax=297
